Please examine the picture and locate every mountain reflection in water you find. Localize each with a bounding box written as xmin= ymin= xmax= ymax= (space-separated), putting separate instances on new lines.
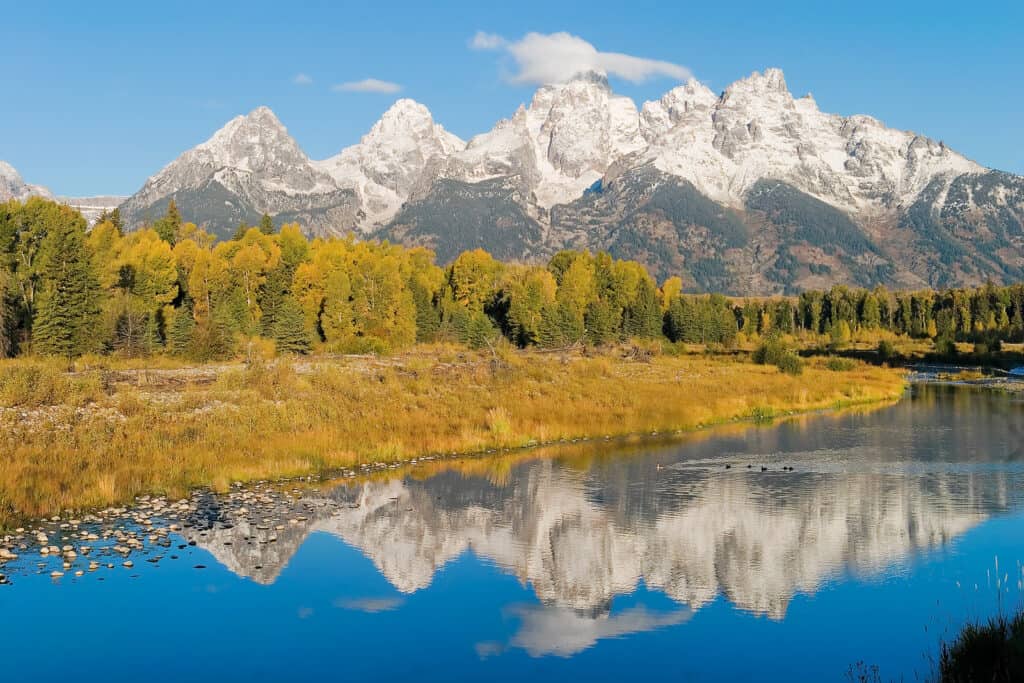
xmin=181 ymin=385 xmax=1023 ymax=658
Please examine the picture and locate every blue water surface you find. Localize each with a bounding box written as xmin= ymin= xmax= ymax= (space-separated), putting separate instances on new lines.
xmin=1 ymin=384 xmax=1022 ymax=682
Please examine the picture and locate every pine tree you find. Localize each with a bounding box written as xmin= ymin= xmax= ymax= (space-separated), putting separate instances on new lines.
xmin=459 ymin=310 xmax=498 ymax=350
xmin=623 ymin=278 xmax=661 ymax=339
xmin=259 ymin=266 xmax=289 ymax=338
xmin=113 ymin=308 xmax=145 ymax=356
xmin=190 ymin=304 xmax=235 ymax=362
xmin=273 ymin=296 xmax=312 ymax=354
xmin=168 ymin=304 xmax=196 ymax=357
xmin=154 ymin=200 xmax=181 ymax=245
xmin=411 ymin=280 xmax=440 ymax=342
xmin=108 ymin=207 xmax=124 ymax=234
xmin=144 ymin=310 xmax=163 ymax=354
xmin=584 ymin=299 xmax=618 ymax=346
xmin=0 ymin=273 xmax=13 ymax=358
xmin=666 ymin=296 xmax=699 ymax=342
xmin=258 ymin=213 xmax=275 ymax=235
xmin=98 ymin=208 xmax=125 ymax=235
xmin=538 ymin=302 xmax=584 ymax=348
xmin=33 ymin=218 xmax=101 ymax=358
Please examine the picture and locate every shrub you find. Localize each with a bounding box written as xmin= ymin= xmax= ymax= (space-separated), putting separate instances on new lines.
xmin=753 ymin=336 xmax=803 ymax=375
xmin=0 ymin=360 xmax=104 ymax=408
xmin=877 ymin=340 xmax=896 ymax=362
xmin=830 ymin=320 xmax=853 ymax=348
xmin=938 ymin=609 xmax=1024 ymax=682
xmin=753 ymin=337 xmax=787 ymax=366
xmin=825 ymin=357 xmax=857 ymax=372
xmin=776 ymin=351 xmax=804 ymax=375
xmin=934 ymin=337 xmax=957 ymax=358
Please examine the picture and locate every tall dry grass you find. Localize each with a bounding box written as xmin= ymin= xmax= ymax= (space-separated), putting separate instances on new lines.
xmin=0 ymin=349 xmax=906 ymax=527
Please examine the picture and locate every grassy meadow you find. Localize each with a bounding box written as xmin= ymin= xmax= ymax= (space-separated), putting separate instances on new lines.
xmin=0 ymin=344 xmax=906 ymax=528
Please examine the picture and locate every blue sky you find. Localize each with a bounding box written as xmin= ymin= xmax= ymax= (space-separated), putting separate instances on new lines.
xmin=2 ymin=0 xmax=1021 ymax=196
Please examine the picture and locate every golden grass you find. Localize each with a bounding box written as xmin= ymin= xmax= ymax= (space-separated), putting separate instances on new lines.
xmin=0 ymin=348 xmax=906 ymax=527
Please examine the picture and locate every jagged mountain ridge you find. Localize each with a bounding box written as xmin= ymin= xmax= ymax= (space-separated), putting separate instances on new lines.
xmin=117 ymin=69 xmax=1024 ymax=293
xmin=1 ymin=161 xmax=127 ymax=224
xmin=0 ymin=160 xmax=54 ymax=202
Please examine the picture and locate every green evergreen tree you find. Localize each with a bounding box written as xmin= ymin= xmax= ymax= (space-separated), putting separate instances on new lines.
xmin=538 ymin=302 xmax=584 ymax=348
xmin=232 ymin=222 xmax=251 ymax=241
xmin=32 ymin=218 xmax=101 ymax=358
xmin=113 ymin=307 xmax=146 ymax=356
xmin=144 ymin=310 xmax=162 ymax=354
xmin=258 ymin=213 xmax=275 ymax=235
xmin=411 ymin=280 xmax=441 ymax=343
xmin=190 ymin=306 xmax=235 ymax=362
xmin=259 ymin=266 xmax=289 ymax=338
xmin=273 ymin=296 xmax=312 ymax=354
xmin=0 ymin=272 xmax=13 ymax=358
xmin=108 ymin=207 xmax=124 ymax=234
xmin=461 ymin=310 xmax=498 ymax=350
xmin=98 ymin=207 xmax=125 ymax=234
xmin=168 ymin=304 xmax=196 ymax=357
xmin=623 ymin=278 xmax=661 ymax=339
xmin=153 ymin=200 xmax=181 ymax=245
xmin=665 ymin=296 xmax=697 ymax=343
xmin=584 ymin=299 xmax=618 ymax=346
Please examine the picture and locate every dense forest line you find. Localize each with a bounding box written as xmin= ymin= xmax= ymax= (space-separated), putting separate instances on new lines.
xmin=1 ymin=197 xmax=1023 ymax=361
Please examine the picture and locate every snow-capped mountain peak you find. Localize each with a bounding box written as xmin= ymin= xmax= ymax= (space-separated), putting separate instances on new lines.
xmin=640 ymin=79 xmax=718 ymax=142
xmin=0 ymin=160 xmax=54 ymax=202
xmin=315 ymin=98 xmax=466 ymax=229
xmin=724 ymin=67 xmax=790 ymax=99
xmin=189 ymin=105 xmax=317 ymax=179
xmin=639 ymin=66 xmax=984 ymax=212
xmin=119 ymin=105 xmax=347 ymax=234
xmin=446 ymin=71 xmax=646 ymax=209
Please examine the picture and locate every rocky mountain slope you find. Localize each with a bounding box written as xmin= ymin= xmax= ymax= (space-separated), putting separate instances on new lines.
xmin=1 ymin=161 xmax=126 ymax=224
xmin=118 ymin=107 xmax=360 ymax=239
xmin=0 ymin=161 xmax=54 ymax=202
xmin=116 ymin=69 xmax=1024 ymax=293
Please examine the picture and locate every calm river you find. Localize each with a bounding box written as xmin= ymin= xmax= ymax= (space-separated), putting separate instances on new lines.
xmin=2 ymin=384 xmax=1023 ymax=681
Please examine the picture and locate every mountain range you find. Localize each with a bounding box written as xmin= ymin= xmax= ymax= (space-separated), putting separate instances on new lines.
xmin=1 ymin=161 xmax=125 ymax=223
xmin=6 ymin=68 xmax=1024 ymax=294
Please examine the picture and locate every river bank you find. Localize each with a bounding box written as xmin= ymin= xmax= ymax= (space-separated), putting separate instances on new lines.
xmin=0 ymin=346 xmax=906 ymax=528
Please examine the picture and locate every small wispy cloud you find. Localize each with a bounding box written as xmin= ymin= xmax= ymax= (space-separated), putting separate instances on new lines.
xmin=292 ymin=73 xmax=313 ymax=86
xmin=331 ymin=78 xmax=402 ymax=94
xmin=470 ymin=31 xmax=506 ymax=50
xmin=333 ymin=597 xmax=404 ymax=613
xmin=471 ymin=31 xmax=692 ymax=85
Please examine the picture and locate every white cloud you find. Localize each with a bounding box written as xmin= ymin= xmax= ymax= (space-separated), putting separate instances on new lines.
xmin=470 ymin=31 xmax=506 ymax=50
xmin=504 ymin=604 xmax=691 ymax=657
xmin=292 ymin=73 xmax=313 ymax=86
xmin=472 ymin=31 xmax=692 ymax=85
xmin=332 ymin=78 xmax=403 ymax=94
xmin=333 ymin=597 xmax=404 ymax=613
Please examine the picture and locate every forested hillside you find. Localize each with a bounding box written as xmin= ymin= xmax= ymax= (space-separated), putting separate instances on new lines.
xmin=2 ymin=197 xmax=1023 ymax=361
